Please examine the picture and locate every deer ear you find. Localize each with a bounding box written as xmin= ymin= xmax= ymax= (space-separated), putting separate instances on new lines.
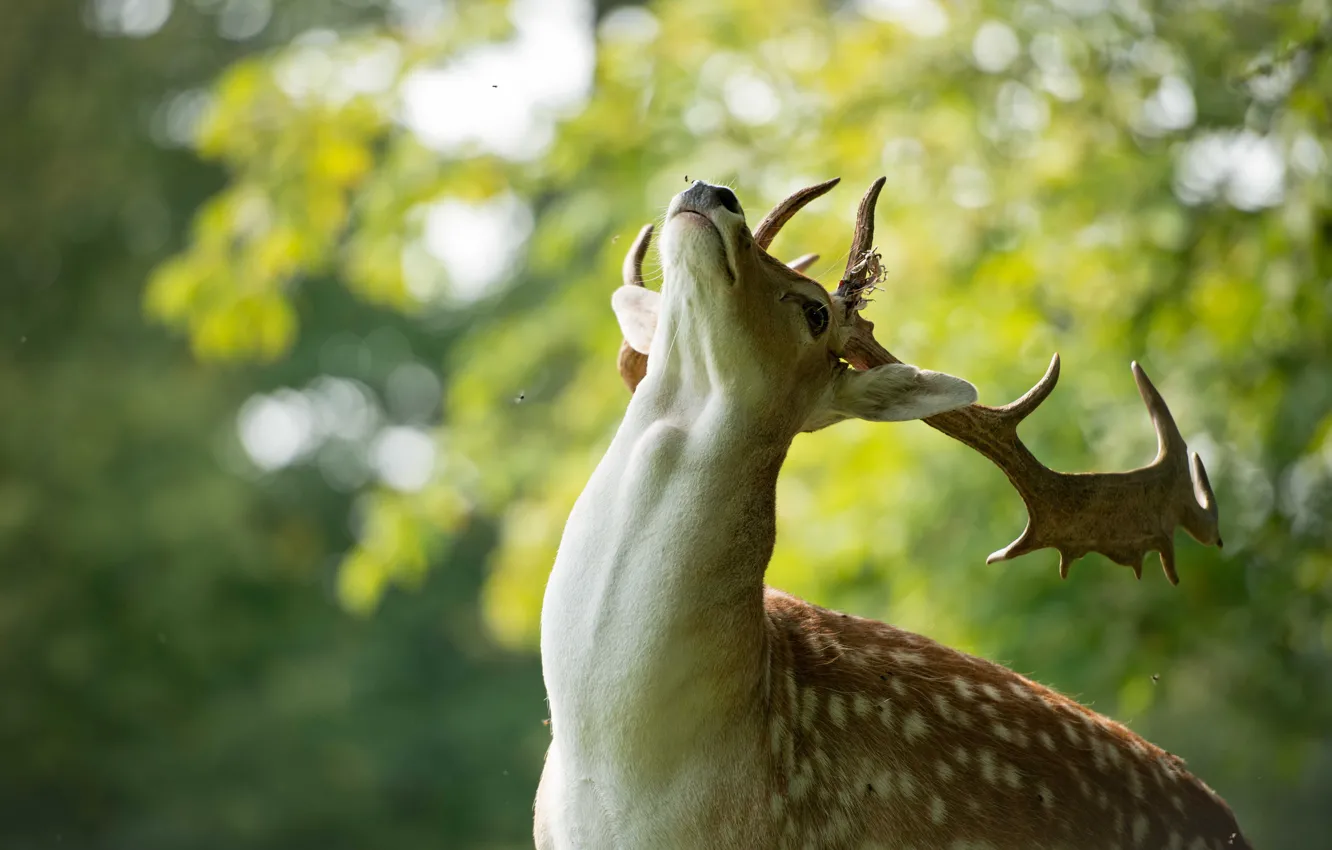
xmin=612 ymin=286 xmax=660 ymax=355
xmin=803 ymin=364 xmax=977 ymax=431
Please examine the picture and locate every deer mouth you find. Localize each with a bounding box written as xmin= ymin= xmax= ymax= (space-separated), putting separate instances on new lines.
xmin=663 ymin=208 xmax=735 ymax=284
xmin=672 ymin=209 xmax=717 ymax=232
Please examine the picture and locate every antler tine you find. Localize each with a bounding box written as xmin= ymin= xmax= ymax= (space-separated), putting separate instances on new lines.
xmin=1131 ymin=362 xmax=1223 ymax=566
xmin=617 ymin=224 xmax=653 ymax=391
xmin=753 ymin=178 xmax=841 ymax=251
xmin=845 ymin=177 xmax=887 ymax=281
xmin=834 ymin=177 xmax=888 ymax=313
xmin=787 ymin=253 xmax=820 ymax=274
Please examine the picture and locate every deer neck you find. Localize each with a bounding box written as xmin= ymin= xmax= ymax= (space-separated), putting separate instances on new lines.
xmin=541 ymin=330 xmax=792 ymax=781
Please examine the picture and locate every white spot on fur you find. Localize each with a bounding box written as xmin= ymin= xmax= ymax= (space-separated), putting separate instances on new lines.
xmin=853 ymin=693 xmax=873 ymax=718
xmin=800 ymin=688 xmax=818 ymax=731
xmin=1039 ymin=730 xmax=1056 ymax=750
xmin=1008 ymin=680 xmax=1037 ymax=700
xmin=953 ymin=677 xmax=976 ymax=701
xmin=979 ymin=749 xmax=997 ymax=784
xmin=1037 ymin=782 xmax=1055 ymax=812
xmin=933 ymin=694 xmax=955 ymax=722
xmin=903 ymin=710 xmax=928 ymax=742
xmin=1063 ymin=721 xmax=1083 ymax=746
xmin=1132 ymin=813 xmax=1149 ymax=846
xmin=1152 ymin=763 xmax=1168 ymax=788
xmin=930 ymin=794 xmax=947 ymax=824
xmin=936 ymin=759 xmax=955 ymax=781
xmin=1073 ymin=767 xmax=1091 ymax=798
xmin=993 ymin=723 xmax=1012 ymax=743
xmin=1002 ymin=761 xmax=1022 ymax=789
xmin=790 ymin=764 xmax=813 ymax=800
xmin=898 ymin=772 xmax=918 ymax=800
xmin=890 ymin=677 xmax=908 ymax=698
xmin=954 ymin=745 xmax=972 ymax=766
xmin=1128 ymin=764 xmax=1145 ymax=799
xmin=1106 ymin=741 xmax=1123 ymax=768
xmin=814 ymin=746 xmax=832 ymax=774
xmin=1092 ymin=738 xmax=1109 ymax=771
xmin=828 ymin=693 xmax=847 ymax=728
xmin=981 ymin=683 xmax=1003 ymax=701
xmin=891 ymin=649 xmax=926 ymax=666
xmin=879 ymin=699 xmax=896 ymax=731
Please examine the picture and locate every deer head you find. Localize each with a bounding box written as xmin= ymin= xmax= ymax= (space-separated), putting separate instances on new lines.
xmin=612 ymin=178 xmax=1222 ymax=582
xmin=612 ymin=179 xmax=978 ymax=435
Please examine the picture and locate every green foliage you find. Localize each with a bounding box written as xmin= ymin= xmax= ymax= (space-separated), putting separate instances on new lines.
xmin=3 ymin=2 xmax=543 ymax=848
xmin=13 ymin=0 xmax=1332 ymax=845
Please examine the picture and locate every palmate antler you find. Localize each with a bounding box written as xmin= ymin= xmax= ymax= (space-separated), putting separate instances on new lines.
xmin=615 ymin=178 xmax=1222 ymax=582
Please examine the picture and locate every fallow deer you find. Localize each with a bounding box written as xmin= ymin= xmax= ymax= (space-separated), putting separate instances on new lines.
xmin=534 ymin=177 xmax=1248 ymax=849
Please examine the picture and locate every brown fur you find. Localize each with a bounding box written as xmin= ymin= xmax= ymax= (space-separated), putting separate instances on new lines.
xmin=760 ymin=589 xmax=1251 ymax=849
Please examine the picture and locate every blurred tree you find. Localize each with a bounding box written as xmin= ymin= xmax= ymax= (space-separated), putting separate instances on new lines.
xmin=2 ymin=2 xmax=543 ymax=848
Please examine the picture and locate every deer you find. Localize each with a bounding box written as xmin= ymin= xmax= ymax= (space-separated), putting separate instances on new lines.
xmin=534 ymin=177 xmax=1249 ymax=850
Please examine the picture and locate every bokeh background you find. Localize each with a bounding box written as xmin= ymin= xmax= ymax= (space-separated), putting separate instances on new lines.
xmin=4 ymin=0 xmax=1331 ymax=847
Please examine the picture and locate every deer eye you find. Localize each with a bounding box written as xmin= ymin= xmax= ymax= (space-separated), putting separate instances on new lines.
xmin=802 ymin=301 xmax=830 ymax=337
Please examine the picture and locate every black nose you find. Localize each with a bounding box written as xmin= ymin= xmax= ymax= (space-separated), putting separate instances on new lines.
xmin=680 ymin=181 xmax=743 ymax=216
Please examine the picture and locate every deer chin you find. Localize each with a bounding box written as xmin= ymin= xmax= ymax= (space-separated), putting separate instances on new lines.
xmin=661 ymin=211 xmax=735 ymax=287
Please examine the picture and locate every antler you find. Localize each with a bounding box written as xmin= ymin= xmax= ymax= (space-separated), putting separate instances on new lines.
xmin=753 ymin=177 xmax=840 ymax=250
xmin=833 ymin=179 xmax=1222 ymax=583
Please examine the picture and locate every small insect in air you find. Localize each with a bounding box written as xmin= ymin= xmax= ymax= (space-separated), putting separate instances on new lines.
xmin=1151 ymin=673 xmax=1161 ymax=684
xmin=514 ymin=391 xmax=526 ymax=404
